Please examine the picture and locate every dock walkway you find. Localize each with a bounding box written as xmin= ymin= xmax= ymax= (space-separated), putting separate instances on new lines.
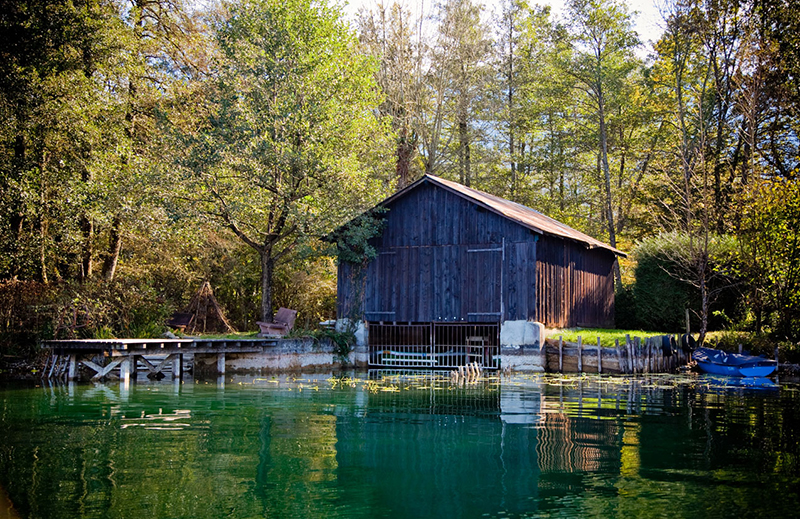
xmin=42 ymin=338 xmax=279 ymax=381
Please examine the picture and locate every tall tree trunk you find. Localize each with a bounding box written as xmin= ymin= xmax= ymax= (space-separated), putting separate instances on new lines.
xmin=80 ymin=216 xmax=93 ymax=281
xmin=597 ymin=86 xmax=622 ymax=289
xmin=458 ymin=109 xmax=469 ymax=186
xmin=102 ymin=216 xmax=122 ymax=281
xmin=9 ymin=125 xmax=26 ymax=279
xmin=260 ymin=247 xmax=275 ymax=322
xmin=80 ymin=166 xmax=93 ymax=281
xmin=396 ymin=127 xmax=413 ymax=189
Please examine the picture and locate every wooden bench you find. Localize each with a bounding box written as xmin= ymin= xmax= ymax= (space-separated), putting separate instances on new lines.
xmin=256 ymin=308 xmax=297 ymax=337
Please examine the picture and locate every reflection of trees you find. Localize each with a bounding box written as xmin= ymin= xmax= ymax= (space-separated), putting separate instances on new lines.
xmin=0 ymin=384 xmax=343 ymax=518
xmin=0 ymin=379 xmax=798 ymax=518
xmin=536 ymin=378 xmax=800 ymax=517
xmin=256 ymin=411 xmax=339 ymax=518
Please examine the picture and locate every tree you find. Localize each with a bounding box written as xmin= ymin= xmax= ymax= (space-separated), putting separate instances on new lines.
xmin=740 ymin=178 xmax=800 ymax=340
xmin=357 ymin=2 xmax=425 ymax=188
xmin=562 ymin=0 xmax=641 ymax=287
xmin=431 ymin=0 xmax=493 ymax=186
xmin=176 ymin=0 xmax=392 ymax=322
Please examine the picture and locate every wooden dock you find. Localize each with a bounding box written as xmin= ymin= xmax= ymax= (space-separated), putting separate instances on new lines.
xmin=544 ymin=334 xmax=691 ymax=374
xmin=42 ymin=338 xmax=279 ymax=381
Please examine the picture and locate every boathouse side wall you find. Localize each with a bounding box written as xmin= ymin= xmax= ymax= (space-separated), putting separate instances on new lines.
xmin=336 ymin=180 xmax=616 ymax=328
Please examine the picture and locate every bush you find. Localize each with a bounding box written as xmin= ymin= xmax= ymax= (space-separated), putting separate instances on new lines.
xmin=618 ymin=231 xmax=744 ymax=332
xmin=0 ymin=278 xmax=173 ymax=357
xmin=705 ymin=330 xmax=800 ymax=365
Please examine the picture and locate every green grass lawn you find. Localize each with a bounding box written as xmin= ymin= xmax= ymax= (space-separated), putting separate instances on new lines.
xmin=546 ymin=328 xmax=672 ymax=348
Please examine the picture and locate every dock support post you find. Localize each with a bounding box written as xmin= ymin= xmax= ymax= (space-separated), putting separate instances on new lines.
xmin=173 ymin=354 xmax=183 ymax=380
xmin=577 ymin=336 xmax=583 ymax=373
xmin=558 ymin=336 xmax=563 ymax=373
xmin=120 ymin=356 xmax=131 ymax=385
xmin=216 ymin=352 xmax=226 ymax=375
xmin=597 ymin=337 xmax=602 ymax=374
xmin=68 ymin=355 xmax=77 ymax=381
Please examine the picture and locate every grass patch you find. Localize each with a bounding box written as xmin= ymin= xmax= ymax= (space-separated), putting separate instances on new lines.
xmin=547 ymin=328 xmax=672 ymax=348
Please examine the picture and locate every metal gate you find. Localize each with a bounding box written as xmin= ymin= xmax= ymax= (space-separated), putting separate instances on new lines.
xmin=368 ymin=322 xmax=500 ymax=369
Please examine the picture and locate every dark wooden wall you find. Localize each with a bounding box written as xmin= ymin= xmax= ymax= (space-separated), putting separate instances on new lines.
xmin=536 ymin=237 xmax=615 ymax=328
xmin=337 ymin=180 xmax=616 ymax=328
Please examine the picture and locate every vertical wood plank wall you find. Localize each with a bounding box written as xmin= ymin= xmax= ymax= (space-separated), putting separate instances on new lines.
xmin=535 ymin=238 xmax=615 ymax=328
xmin=337 ymin=181 xmax=616 ymax=328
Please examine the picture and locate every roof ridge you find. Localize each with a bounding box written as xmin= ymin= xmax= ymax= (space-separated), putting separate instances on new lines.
xmin=422 ymin=174 xmax=625 ymax=257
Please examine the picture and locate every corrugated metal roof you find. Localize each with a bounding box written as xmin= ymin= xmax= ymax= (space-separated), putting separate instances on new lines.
xmin=384 ymin=174 xmax=626 ymax=257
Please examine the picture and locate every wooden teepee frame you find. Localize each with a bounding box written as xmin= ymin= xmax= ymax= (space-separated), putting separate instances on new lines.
xmin=185 ymin=281 xmax=235 ymax=334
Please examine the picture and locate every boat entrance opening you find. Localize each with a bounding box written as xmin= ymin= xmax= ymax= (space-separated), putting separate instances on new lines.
xmin=367 ymin=322 xmax=500 ymax=369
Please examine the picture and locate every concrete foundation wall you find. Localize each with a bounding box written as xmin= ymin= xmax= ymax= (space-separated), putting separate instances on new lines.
xmin=497 ymin=320 xmax=546 ymax=372
xmin=194 ymin=337 xmax=366 ymax=375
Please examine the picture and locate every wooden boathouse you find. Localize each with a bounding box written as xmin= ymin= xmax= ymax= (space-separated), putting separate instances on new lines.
xmin=335 ymin=175 xmax=625 ymax=369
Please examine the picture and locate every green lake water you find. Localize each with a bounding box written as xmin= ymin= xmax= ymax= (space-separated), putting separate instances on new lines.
xmin=0 ymin=372 xmax=798 ymax=518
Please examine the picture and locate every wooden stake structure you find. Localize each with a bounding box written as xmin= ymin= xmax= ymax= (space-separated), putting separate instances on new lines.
xmin=597 ymin=336 xmax=602 ymax=373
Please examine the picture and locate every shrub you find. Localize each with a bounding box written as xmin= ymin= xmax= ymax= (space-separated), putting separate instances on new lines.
xmin=619 ymin=231 xmax=744 ymax=333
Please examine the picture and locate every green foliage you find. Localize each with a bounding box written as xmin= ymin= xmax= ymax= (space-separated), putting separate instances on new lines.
xmin=172 ymin=0 xmax=393 ymax=321
xmin=739 ymin=178 xmax=800 ymax=341
xmin=0 ymin=278 xmax=173 ymax=356
xmin=329 ymin=209 xmax=387 ymax=267
xmin=310 ymin=327 xmax=356 ymax=365
xmin=620 ymin=232 xmax=743 ymax=332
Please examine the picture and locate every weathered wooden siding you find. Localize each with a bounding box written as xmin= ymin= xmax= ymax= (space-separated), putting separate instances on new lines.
xmin=337 ymin=179 xmax=616 ymax=328
xmin=536 ymin=237 xmax=615 ymax=328
xmin=377 ymin=182 xmax=535 ymax=247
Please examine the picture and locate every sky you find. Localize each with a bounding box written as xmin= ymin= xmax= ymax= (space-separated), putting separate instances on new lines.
xmin=340 ymin=0 xmax=667 ymax=50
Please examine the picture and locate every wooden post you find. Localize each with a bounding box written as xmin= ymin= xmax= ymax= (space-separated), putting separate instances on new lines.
xmin=173 ymin=354 xmax=183 ymax=381
xmin=216 ymin=352 xmax=226 ymax=375
xmin=626 ymin=336 xmax=633 ymax=374
xmin=597 ymin=336 xmax=602 ymax=373
xmin=686 ymin=308 xmax=690 ymax=335
xmin=615 ymin=338 xmax=624 ymax=374
xmin=577 ymin=336 xmax=583 ymax=372
xmin=68 ymin=355 xmax=77 ymax=381
xmin=642 ymin=338 xmax=648 ymax=373
xmin=774 ymin=346 xmax=780 ymax=364
xmin=738 ymin=344 xmax=743 ymax=354
xmin=634 ymin=337 xmax=641 ymax=373
xmin=559 ymin=336 xmax=563 ymax=373
xmin=120 ymin=356 xmax=131 ymax=382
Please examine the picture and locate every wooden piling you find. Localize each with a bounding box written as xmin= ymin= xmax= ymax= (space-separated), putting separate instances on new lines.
xmin=597 ymin=336 xmax=602 ymax=374
xmin=634 ymin=337 xmax=641 ymax=373
xmin=216 ymin=352 xmax=226 ymax=375
xmin=615 ymin=338 xmax=624 ymax=374
xmin=577 ymin=336 xmax=583 ymax=372
xmin=558 ymin=336 xmax=563 ymax=373
xmin=68 ymin=355 xmax=77 ymax=381
xmin=626 ymin=336 xmax=633 ymax=374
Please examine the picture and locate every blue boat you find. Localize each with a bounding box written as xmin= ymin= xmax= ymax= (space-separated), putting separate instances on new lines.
xmin=693 ymin=347 xmax=777 ymax=377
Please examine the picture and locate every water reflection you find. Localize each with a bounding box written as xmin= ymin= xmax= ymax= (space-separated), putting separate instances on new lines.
xmin=0 ymin=373 xmax=798 ymax=518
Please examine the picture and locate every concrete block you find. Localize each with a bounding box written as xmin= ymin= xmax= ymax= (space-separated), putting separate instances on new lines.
xmin=498 ymin=320 xmax=546 ymax=372
xmin=500 ymin=320 xmax=544 ymax=350
xmin=335 ymin=319 xmax=368 ymax=348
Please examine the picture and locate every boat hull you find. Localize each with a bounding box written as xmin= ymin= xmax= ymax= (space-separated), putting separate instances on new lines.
xmin=693 ymin=347 xmax=777 ymax=377
xmin=696 ymin=361 xmax=776 ymax=377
